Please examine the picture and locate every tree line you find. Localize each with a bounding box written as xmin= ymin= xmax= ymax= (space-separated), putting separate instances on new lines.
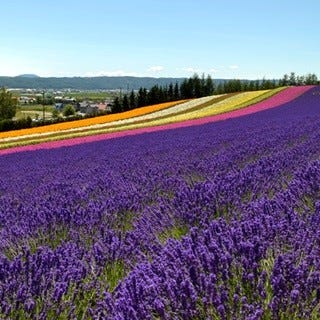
xmin=110 ymin=72 xmax=319 ymax=113
xmin=112 ymin=74 xmax=216 ymax=113
xmin=279 ymin=72 xmax=318 ymax=86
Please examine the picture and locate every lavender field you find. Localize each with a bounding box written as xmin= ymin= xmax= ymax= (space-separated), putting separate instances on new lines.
xmin=0 ymin=86 xmax=320 ymax=319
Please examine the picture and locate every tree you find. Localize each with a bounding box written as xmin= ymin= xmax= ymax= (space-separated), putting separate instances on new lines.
xmin=296 ymin=75 xmax=305 ymax=86
xmin=0 ymin=87 xmax=17 ymax=120
xmin=204 ymin=75 xmax=214 ymax=95
xmin=215 ymin=82 xmax=224 ymax=94
xmin=261 ymin=78 xmax=273 ymax=90
xmin=174 ymin=82 xmax=180 ymax=100
xmin=63 ymin=104 xmax=76 ymax=117
xmin=112 ymin=97 xmax=122 ymax=113
xmin=168 ymin=83 xmax=174 ymax=101
xmin=305 ymin=73 xmax=318 ymax=85
xmin=248 ymin=81 xmax=256 ymax=91
xmin=137 ymin=88 xmax=148 ymax=107
xmin=254 ymin=80 xmax=260 ymax=90
xmin=224 ymin=79 xmax=242 ymax=93
xmin=289 ymin=72 xmax=296 ymax=86
xmin=193 ymin=74 xmax=202 ymax=98
xmin=160 ymin=86 xmax=168 ymax=102
xmin=129 ymin=90 xmax=136 ymax=109
xmin=15 ymin=116 xmax=32 ymax=129
xmin=147 ymin=85 xmax=160 ymax=105
xmin=122 ymin=94 xmax=130 ymax=112
xmin=241 ymin=81 xmax=249 ymax=92
xmin=180 ymin=78 xmax=193 ymax=99
xmin=281 ymin=74 xmax=289 ymax=86
xmin=52 ymin=108 xmax=60 ymax=119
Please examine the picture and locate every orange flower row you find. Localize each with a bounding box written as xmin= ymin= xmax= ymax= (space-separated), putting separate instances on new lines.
xmin=0 ymin=100 xmax=188 ymax=139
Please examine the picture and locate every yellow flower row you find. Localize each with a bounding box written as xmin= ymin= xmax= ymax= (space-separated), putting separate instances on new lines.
xmin=0 ymin=100 xmax=188 ymax=139
xmin=176 ymin=90 xmax=270 ymax=120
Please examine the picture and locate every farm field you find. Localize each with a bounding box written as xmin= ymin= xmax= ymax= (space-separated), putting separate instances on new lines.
xmin=0 ymin=86 xmax=306 ymax=151
xmin=0 ymin=100 xmax=189 ymax=140
xmin=15 ymin=105 xmax=55 ymax=121
xmin=0 ymin=86 xmax=319 ymax=319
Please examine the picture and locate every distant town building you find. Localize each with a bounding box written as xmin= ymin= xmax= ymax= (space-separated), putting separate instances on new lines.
xmin=19 ymin=96 xmax=36 ymax=104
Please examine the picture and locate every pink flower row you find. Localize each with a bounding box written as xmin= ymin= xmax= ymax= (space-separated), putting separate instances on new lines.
xmin=0 ymin=86 xmax=314 ymax=156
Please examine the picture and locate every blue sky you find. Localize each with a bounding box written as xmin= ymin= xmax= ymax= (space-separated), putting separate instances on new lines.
xmin=1 ymin=0 xmax=319 ymax=79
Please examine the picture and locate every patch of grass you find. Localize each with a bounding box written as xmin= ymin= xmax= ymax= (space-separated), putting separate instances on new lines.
xmin=112 ymin=210 xmax=135 ymax=232
xmin=158 ymin=223 xmax=189 ymax=244
xmin=4 ymin=225 xmax=70 ymax=260
xmin=2 ymin=259 xmax=126 ymax=320
xmin=184 ymin=172 xmax=205 ymax=187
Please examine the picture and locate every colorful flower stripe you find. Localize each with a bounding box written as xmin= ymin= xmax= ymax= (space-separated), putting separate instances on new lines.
xmin=0 ymin=99 xmax=188 ymax=139
xmin=121 ymin=86 xmax=311 ymax=129
xmin=0 ymin=86 xmax=313 ymax=155
xmin=0 ymin=96 xmax=220 ymax=143
xmin=0 ymin=89 xmax=278 ymax=147
xmin=138 ymin=90 xmax=270 ymax=124
xmin=0 ymin=94 xmax=256 ymax=151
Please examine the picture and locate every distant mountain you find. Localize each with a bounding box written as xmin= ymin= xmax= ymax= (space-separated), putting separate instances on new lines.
xmin=16 ymin=74 xmax=40 ymax=78
xmin=0 ymin=76 xmax=191 ymax=90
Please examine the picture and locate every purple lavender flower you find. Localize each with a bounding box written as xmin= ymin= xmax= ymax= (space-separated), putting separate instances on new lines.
xmin=0 ymin=86 xmax=319 ymax=318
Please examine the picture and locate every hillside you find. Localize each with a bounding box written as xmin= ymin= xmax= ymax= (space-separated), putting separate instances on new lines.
xmin=0 ymin=75 xmax=234 ymax=90
xmin=0 ymin=85 xmax=318 ymax=319
xmin=0 ymin=75 xmax=188 ymax=90
xmin=0 ymin=86 xmax=312 ymax=152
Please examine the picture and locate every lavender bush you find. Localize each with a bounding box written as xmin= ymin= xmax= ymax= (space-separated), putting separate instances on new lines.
xmin=0 ymin=86 xmax=319 ymax=319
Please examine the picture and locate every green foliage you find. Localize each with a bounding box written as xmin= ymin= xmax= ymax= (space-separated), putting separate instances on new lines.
xmin=18 ymin=104 xmax=54 ymax=112
xmin=0 ymin=116 xmax=32 ymax=132
xmin=0 ymin=87 xmax=17 ymax=120
xmin=52 ymin=108 xmax=60 ymax=119
xmin=16 ymin=116 xmax=32 ymax=129
xmin=36 ymin=94 xmax=54 ymax=105
xmin=137 ymin=87 xmax=148 ymax=107
xmin=129 ymin=90 xmax=136 ymax=109
xmin=279 ymin=72 xmax=318 ymax=86
xmin=122 ymin=94 xmax=130 ymax=112
xmin=112 ymin=97 xmax=122 ymax=113
xmin=68 ymin=91 xmax=112 ymax=101
xmin=115 ymin=210 xmax=135 ymax=232
xmin=0 ymin=259 xmax=126 ymax=320
xmin=0 ymin=119 xmax=15 ymax=131
xmin=63 ymin=104 xmax=76 ymax=117
xmin=113 ymin=74 xmax=216 ymax=113
xmin=3 ymin=225 xmax=70 ymax=260
xmin=158 ymin=223 xmax=189 ymax=243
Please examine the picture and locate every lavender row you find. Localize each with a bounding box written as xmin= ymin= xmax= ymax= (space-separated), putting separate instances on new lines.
xmin=0 ymin=86 xmax=319 ymax=318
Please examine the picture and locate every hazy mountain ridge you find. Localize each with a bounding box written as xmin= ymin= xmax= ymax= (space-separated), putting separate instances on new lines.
xmin=0 ymin=75 xmax=231 ymax=90
xmin=0 ymin=76 xmax=189 ymax=90
xmin=17 ymin=74 xmax=41 ymax=78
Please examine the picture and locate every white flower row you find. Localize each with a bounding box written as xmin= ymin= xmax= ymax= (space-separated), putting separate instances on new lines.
xmin=104 ymin=95 xmax=220 ymax=127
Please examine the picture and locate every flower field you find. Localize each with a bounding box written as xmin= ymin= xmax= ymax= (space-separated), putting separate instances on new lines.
xmin=0 ymin=87 xmax=290 ymax=151
xmin=0 ymin=86 xmax=310 ymax=155
xmin=0 ymin=100 xmax=189 ymax=140
xmin=0 ymin=85 xmax=319 ymax=319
